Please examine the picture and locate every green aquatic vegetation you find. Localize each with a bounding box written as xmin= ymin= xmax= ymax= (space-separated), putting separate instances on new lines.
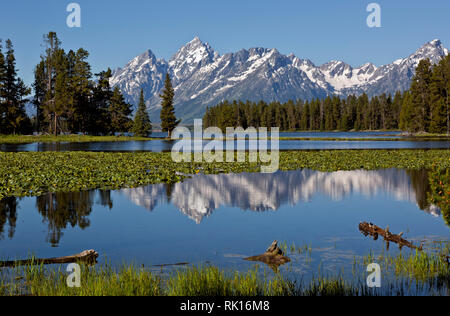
xmin=0 ymin=150 xmax=448 ymax=199
xmin=0 ymin=135 xmax=162 ymax=144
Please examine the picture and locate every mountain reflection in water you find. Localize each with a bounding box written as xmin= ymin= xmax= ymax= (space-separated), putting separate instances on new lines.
xmin=0 ymin=169 xmax=443 ymax=246
xmin=122 ymin=169 xmax=440 ymax=224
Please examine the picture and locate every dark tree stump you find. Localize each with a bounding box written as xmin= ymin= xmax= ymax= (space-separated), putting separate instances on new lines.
xmin=244 ymin=240 xmax=291 ymax=272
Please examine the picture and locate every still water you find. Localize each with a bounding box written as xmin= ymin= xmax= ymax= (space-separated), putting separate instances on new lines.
xmin=0 ymin=168 xmax=448 ymax=279
xmin=0 ymin=139 xmax=449 ymax=152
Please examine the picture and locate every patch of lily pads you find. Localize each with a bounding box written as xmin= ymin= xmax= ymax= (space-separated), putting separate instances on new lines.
xmin=0 ymin=150 xmax=448 ymax=199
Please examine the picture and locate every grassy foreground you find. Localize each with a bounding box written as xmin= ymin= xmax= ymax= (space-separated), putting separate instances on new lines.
xmin=0 ymin=246 xmax=448 ymax=296
xmin=0 ymin=150 xmax=449 ymax=199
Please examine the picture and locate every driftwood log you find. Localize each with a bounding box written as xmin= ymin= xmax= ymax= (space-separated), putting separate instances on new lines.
xmin=244 ymin=240 xmax=290 ymax=272
xmin=0 ymin=250 xmax=99 ymax=268
xmin=359 ymin=222 xmax=422 ymax=251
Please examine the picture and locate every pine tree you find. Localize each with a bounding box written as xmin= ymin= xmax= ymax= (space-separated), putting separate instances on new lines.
xmin=109 ymin=86 xmax=132 ymax=133
xmin=300 ymin=101 xmax=310 ymax=130
xmin=41 ymin=32 xmax=62 ymax=134
xmin=2 ymin=39 xmax=30 ymax=134
xmin=52 ymin=48 xmax=70 ymax=135
xmin=70 ymin=49 xmax=92 ymax=133
xmin=429 ymin=55 xmax=450 ymax=134
xmin=409 ymin=59 xmax=433 ymax=132
xmin=160 ymin=74 xmax=180 ymax=137
xmin=131 ymin=89 xmax=152 ymax=137
xmin=91 ymin=68 xmax=112 ymax=135
xmin=33 ymin=60 xmax=46 ymax=132
xmin=391 ymin=91 xmax=404 ymax=129
xmin=399 ymin=91 xmax=414 ymax=132
xmin=0 ymin=40 xmax=7 ymax=134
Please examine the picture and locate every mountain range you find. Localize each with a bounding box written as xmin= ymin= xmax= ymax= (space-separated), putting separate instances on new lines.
xmin=110 ymin=38 xmax=449 ymax=123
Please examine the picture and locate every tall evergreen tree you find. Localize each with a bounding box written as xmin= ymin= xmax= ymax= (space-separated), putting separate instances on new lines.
xmin=300 ymin=101 xmax=310 ymax=130
xmin=160 ymin=74 xmax=180 ymax=137
xmin=41 ymin=32 xmax=62 ymax=134
xmin=109 ymin=86 xmax=132 ymax=133
xmin=91 ymin=68 xmax=112 ymax=135
xmin=131 ymin=89 xmax=152 ymax=137
xmin=1 ymin=39 xmax=30 ymax=134
xmin=429 ymin=55 xmax=450 ymax=134
xmin=69 ymin=49 xmax=92 ymax=133
xmin=0 ymin=40 xmax=7 ymax=134
xmin=409 ymin=59 xmax=433 ymax=132
xmin=399 ymin=91 xmax=414 ymax=132
xmin=32 ymin=60 xmax=46 ymax=132
xmin=52 ymin=48 xmax=71 ymax=135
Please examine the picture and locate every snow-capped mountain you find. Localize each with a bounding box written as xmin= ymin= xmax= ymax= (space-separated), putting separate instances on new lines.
xmin=110 ymin=38 xmax=448 ymax=123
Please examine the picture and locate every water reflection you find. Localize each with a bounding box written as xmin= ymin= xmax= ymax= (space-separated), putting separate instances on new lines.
xmin=122 ymin=169 xmax=441 ymax=224
xmin=0 ymin=139 xmax=449 ymax=152
xmin=34 ymin=191 xmax=112 ymax=246
xmin=0 ymin=197 xmax=18 ymax=239
xmin=0 ymin=169 xmax=445 ymax=246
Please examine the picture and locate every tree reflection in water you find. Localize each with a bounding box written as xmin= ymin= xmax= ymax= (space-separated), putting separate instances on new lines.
xmin=35 ymin=190 xmax=112 ymax=246
xmin=0 ymin=196 xmax=18 ymax=239
xmin=0 ymin=168 xmax=447 ymax=245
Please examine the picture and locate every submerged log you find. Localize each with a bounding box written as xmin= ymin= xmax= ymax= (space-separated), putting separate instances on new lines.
xmin=359 ymin=222 xmax=422 ymax=251
xmin=0 ymin=250 xmax=99 ymax=268
xmin=244 ymin=240 xmax=290 ymax=272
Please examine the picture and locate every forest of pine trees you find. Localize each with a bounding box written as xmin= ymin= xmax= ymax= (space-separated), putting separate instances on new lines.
xmin=32 ymin=32 xmax=133 ymax=135
xmin=0 ymin=32 xmax=134 ymax=136
xmin=204 ymin=56 xmax=450 ymax=134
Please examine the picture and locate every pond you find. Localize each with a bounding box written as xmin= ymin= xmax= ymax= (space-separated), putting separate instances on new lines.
xmin=0 ymin=168 xmax=448 ymax=286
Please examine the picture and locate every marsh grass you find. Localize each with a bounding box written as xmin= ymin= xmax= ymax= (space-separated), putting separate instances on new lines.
xmin=1 ymin=263 xmax=163 ymax=296
xmin=355 ymin=243 xmax=449 ymax=294
xmin=1 ymin=245 xmax=448 ymax=296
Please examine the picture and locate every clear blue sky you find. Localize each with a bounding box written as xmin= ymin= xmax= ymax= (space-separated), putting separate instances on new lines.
xmin=1 ymin=0 xmax=449 ymax=86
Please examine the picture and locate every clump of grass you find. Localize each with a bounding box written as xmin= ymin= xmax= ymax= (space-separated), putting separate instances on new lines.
xmin=1 ymin=263 xmax=162 ymax=296
xmin=359 ymin=244 xmax=449 ymax=291
xmin=165 ymin=265 xmax=292 ymax=296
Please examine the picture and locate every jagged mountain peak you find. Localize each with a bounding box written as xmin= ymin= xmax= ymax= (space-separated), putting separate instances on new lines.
xmin=357 ymin=62 xmax=377 ymax=75
xmin=169 ymin=37 xmax=218 ymax=81
xmin=320 ymin=60 xmax=353 ymax=78
xmin=170 ymin=36 xmax=216 ymax=61
xmin=402 ymin=38 xmax=448 ymax=68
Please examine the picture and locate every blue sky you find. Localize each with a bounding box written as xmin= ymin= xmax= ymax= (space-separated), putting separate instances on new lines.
xmin=0 ymin=0 xmax=449 ymax=86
